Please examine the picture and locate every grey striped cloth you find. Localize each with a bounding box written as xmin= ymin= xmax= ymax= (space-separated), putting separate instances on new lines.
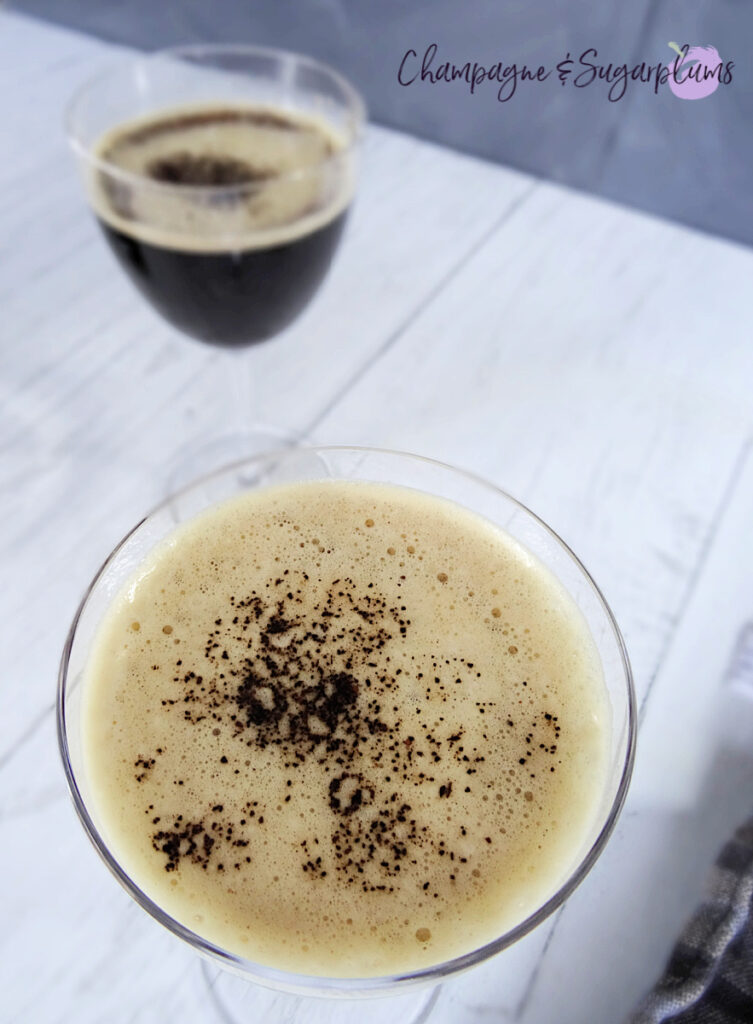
xmin=629 ymin=819 xmax=753 ymax=1023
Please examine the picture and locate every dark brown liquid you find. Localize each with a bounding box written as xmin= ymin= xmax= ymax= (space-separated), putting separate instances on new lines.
xmin=97 ymin=212 xmax=348 ymax=347
xmin=92 ymin=104 xmax=350 ymax=347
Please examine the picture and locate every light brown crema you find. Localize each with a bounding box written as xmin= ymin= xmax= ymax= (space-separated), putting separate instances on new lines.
xmin=89 ymin=103 xmax=353 ymax=252
xmin=83 ymin=481 xmax=609 ymax=977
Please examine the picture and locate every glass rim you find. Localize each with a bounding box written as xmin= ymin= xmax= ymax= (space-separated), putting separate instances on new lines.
xmin=57 ymin=444 xmax=636 ymax=995
xmin=65 ymin=42 xmax=367 ymax=198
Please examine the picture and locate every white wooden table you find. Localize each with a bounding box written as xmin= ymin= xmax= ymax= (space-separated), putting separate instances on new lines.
xmin=2 ymin=11 xmax=753 ymax=1024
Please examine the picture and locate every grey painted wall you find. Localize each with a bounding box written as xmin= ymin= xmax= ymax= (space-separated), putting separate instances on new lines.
xmin=11 ymin=0 xmax=753 ymax=248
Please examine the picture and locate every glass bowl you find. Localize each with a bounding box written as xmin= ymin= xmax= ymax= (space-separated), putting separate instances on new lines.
xmin=66 ymin=44 xmax=366 ymax=347
xmin=57 ymin=445 xmax=635 ymax=1011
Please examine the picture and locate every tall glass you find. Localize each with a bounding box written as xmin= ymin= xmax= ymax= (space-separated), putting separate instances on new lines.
xmin=66 ymin=48 xmax=365 ymax=476
xmin=58 ymin=446 xmax=636 ymax=1023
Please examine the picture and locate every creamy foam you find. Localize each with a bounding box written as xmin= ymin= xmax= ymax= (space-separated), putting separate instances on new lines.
xmin=89 ymin=104 xmax=354 ymax=252
xmin=82 ymin=481 xmax=609 ymax=976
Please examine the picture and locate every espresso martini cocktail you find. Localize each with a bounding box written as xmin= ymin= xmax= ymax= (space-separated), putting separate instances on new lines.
xmin=67 ymin=46 xmax=364 ymax=350
xmin=67 ymin=48 xmax=367 ymax=492
xmin=59 ymin=448 xmax=634 ymax=992
xmin=88 ymin=102 xmax=353 ymax=347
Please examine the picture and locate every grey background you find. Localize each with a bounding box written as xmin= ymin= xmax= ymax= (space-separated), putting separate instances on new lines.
xmin=11 ymin=0 xmax=753 ymax=249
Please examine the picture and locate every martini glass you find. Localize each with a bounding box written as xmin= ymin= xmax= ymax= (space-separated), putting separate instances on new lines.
xmin=66 ymin=47 xmax=365 ymax=484
xmin=58 ymin=446 xmax=636 ymax=1023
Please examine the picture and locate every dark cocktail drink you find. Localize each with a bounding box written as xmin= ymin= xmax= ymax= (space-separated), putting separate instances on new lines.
xmin=91 ymin=104 xmax=353 ymax=346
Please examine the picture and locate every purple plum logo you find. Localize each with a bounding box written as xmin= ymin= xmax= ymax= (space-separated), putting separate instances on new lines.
xmin=667 ymin=41 xmax=723 ymax=99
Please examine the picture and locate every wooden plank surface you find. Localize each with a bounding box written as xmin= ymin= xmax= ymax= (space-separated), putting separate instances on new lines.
xmin=2 ymin=10 xmax=753 ymax=1024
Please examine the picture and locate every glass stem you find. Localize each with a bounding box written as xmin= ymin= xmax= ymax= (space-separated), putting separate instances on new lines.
xmin=227 ymin=348 xmax=256 ymax=438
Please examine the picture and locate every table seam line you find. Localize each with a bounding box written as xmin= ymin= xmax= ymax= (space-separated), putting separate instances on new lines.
xmin=0 ymin=702 xmax=54 ymax=772
xmin=638 ymin=433 xmax=753 ymax=724
xmin=513 ymin=907 xmax=563 ymax=1020
xmin=300 ymin=180 xmax=539 ymax=441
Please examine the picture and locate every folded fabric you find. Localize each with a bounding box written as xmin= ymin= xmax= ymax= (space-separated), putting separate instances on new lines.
xmin=628 ymin=818 xmax=753 ymax=1023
